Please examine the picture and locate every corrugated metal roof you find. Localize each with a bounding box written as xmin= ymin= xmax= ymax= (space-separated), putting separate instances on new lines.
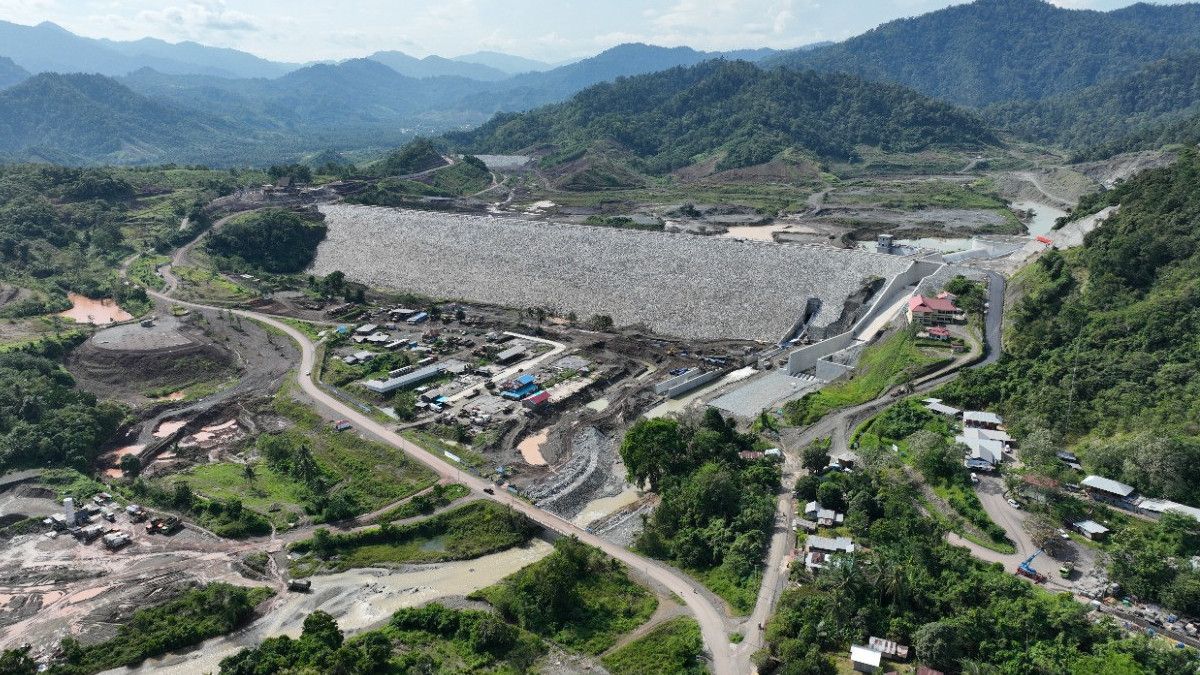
xmin=1074 ymin=520 xmax=1110 ymax=535
xmin=964 ymin=410 xmax=1003 ymax=425
xmin=926 ymin=402 xmax=961 ymax=416
xmin=850 ymin=646 xmax=882 ymax=667
xmin=807 ymin=535 xmax=854 ymax=552
xmin=1081 ymin=475 xmax=1136 ymax=497
xmin=363 ymin=364 xmax=444 ymax=393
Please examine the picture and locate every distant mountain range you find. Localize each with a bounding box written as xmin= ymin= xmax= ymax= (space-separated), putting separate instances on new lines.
xmin=0 ymin=73 xmax=248 ymax=164
xmin=769 ymin=0 xmax=1200 ymax=107
xmin=0 ymin=20 xmax=298 ymax=79
xmin=2 ymin=1 xmax=1199 ymax=166
xmin=367 ymin=52 xmax=511 ymax=81
xmin=452 ymin=51 xmax=558 ymax=74
xmin=452 ymin=60 xmax=998 ymax=186
xmin=0 ymin=42 xmax=785 ymax=164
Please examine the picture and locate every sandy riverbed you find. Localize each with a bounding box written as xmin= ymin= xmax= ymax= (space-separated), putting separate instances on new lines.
xmin=108 ymin=540 xmax=554 ymax=675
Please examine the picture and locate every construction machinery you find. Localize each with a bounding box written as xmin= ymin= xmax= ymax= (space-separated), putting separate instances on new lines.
xmin=146 ymin=516 xmax=181 ymax=535
xmin=1016 ymin=548 xmax=1047 ymax=583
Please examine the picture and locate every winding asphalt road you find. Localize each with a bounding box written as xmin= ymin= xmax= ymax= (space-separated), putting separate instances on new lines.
xmin=138 ymin=272 xmax=738 ymax=674
xmin=972 ymin=271 xmax=1006 ymax=369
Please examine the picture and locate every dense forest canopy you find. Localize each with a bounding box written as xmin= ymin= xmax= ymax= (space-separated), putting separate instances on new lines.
xmin=207 ymin=209 xmax=328 ymax=274
xmin=369 ymin=138 xmax=446 ymax=177
xmin=620 ymin=409 xmax=780 ymax=611
xmin=0 ymin=353 xmax=125 ymax=473
xmin=0 ymin=165 xmax=147 ymax=314
xmin=454 ymin=60 xmax=997 ymax=172
xmin=985 ymin=52 xmax=1200 ymax=152
xmin=770 ymin=0 xmax=1200 ymax=107
xmin=938 ymin=149 xmax=1200 ymax=502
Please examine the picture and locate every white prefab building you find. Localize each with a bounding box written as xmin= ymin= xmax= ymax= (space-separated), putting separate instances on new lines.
xmin=362 ymin=364 xmax=445 ymax=394
xmin=955 ymin=432 xmax=1005 ymax=467
xmin=1073 ymin=520 xmax=1110 ymax=540
xmin=1138 ymin=498 xmax=1200 ymax=524
xmin=850 ymin=645 xmax=883 ymax=673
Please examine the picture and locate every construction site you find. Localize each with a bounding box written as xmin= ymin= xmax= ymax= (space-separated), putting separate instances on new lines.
xmin=0 ymin=184 xmax=1011 ymax=671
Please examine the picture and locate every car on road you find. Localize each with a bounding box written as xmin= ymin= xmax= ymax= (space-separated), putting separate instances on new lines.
xmin=333 ymin=419 xmax=352 ymax=432
xmin=483 ymin=488 xmax=495 ymax=495
xmin=1007 ymin=498 xmax=1021 ymax=509
xmin=1058 ymin=528 xmax=1070 ymax=540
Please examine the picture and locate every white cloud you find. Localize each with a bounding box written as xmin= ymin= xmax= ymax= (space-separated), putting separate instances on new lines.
xmin=135 ymin=1 xmax=262 ymax=40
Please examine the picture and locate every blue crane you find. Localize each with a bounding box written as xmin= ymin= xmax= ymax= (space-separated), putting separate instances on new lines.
xmin=1016 ymin=548 xmax=1047 ymax=582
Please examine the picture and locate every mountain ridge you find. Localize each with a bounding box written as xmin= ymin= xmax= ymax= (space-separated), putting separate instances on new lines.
xmin=767 ymin=0 xmax=1200 ymax=107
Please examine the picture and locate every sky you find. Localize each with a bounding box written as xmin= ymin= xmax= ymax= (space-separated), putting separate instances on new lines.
xmin=0 ymin=0 xmax=1191 ymax=63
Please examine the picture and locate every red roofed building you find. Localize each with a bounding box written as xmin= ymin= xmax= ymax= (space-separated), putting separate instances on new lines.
xmin=907 ymin=294 xmax=960 ymax=326
xmin=522 ymin=391 xmax=550 ymax=408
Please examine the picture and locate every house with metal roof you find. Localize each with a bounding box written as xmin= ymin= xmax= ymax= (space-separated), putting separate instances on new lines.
xmin=1138 ymin=498 xmax=1200 ymax=524
xmin=963 ymin=410 xmax=1003 ymax=429
xmin=804 ymin=535 xmax=855 ymax=571
xmin=850 ymin=645 xmax=883 ymax=673
xmin=804 ymin=501 xmax=845 ymax=527
xmin=1081 ymin=475 xmax=1136 ymax=500
xmin=495 ymin=345 xmax=527 ymax=364
xmin=1072 ymin=520 xmax=1110 ymax=540
xmin=956 ymin=433 xmax=1004 ymax=468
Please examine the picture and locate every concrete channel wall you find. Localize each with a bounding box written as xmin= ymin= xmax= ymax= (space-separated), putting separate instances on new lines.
xmin=654 ymin=368 xmax=723 ymax=398
xmin=787 ymin=259 xmax=944 ymax=376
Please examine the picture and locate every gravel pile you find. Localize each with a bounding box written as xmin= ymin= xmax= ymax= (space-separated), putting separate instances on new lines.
xmin=313 ymin=205 xmax=911 ymax=341
xmin=524 ymin=426 xmax=616 ymax=518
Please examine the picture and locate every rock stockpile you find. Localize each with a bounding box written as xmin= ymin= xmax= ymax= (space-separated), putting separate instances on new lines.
xmin=312 ymin=205 xmax=911 ymax=342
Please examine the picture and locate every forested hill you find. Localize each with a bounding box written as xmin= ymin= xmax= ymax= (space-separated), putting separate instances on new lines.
xmin=939 ymin=149 xmax=1200 ymax=502
xmin=0 ymin=73 xmax=245 ymax=164
xmin=984 ymin=52 xmax=1200 ymax=153
xmin=0 ymin=57 xmax=28 ymax=89
xmin=451 ymin=60 xmax=998 ymax=173
xmin=768 ymin=0 xmax=1200 ymax=107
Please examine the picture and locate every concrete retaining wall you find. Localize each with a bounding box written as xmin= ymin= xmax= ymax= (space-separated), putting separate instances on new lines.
xmin=661 ymin=369 xmax=723 ymax=398
xmin=787 ymin=259 xmax=943 ymax=375
xmin=814 ymin=359 xmax=855 ymax=382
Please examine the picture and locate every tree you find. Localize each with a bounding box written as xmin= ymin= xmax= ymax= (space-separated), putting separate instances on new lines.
xmin=242 ymin=462 xmax=256 ymax=483
xmin=588 ymin=314 xmax=614 ymax=331
xmin=301 ymin=611 xmax=344 ymax=650
xmin=817 ymin=481 xmax=846 ymax=512
xmin=794 ymin=474 xmax=821 ymax=501
xmin=801 ymin=439 xmax=831 ymax=473
xmin=910 ymin=431 xmax=961 ymax=485
xmin=1024 ymin=511 xmax=1064 ymax=556
xmin=619 ymin=418 xmax=683 ymax=490
xmin=0 ymin=646 xmax=36 ymax=675
xmin=913 ymin=620 xmax=962 ymax=671
xmin=119 ymin=454 xmax=140 ymax=478
xmin=172 ymin=481 xmax=194 ymax=509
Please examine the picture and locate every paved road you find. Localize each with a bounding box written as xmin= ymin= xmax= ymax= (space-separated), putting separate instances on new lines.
xmin=972 ymin=271 xmax=1005 ymax=369
xmin=137 ymin=281 xmax=737 ymax=675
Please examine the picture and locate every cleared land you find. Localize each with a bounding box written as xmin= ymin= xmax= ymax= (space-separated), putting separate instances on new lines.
xmin=312 ymin=205 xmax=911 ymax=341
